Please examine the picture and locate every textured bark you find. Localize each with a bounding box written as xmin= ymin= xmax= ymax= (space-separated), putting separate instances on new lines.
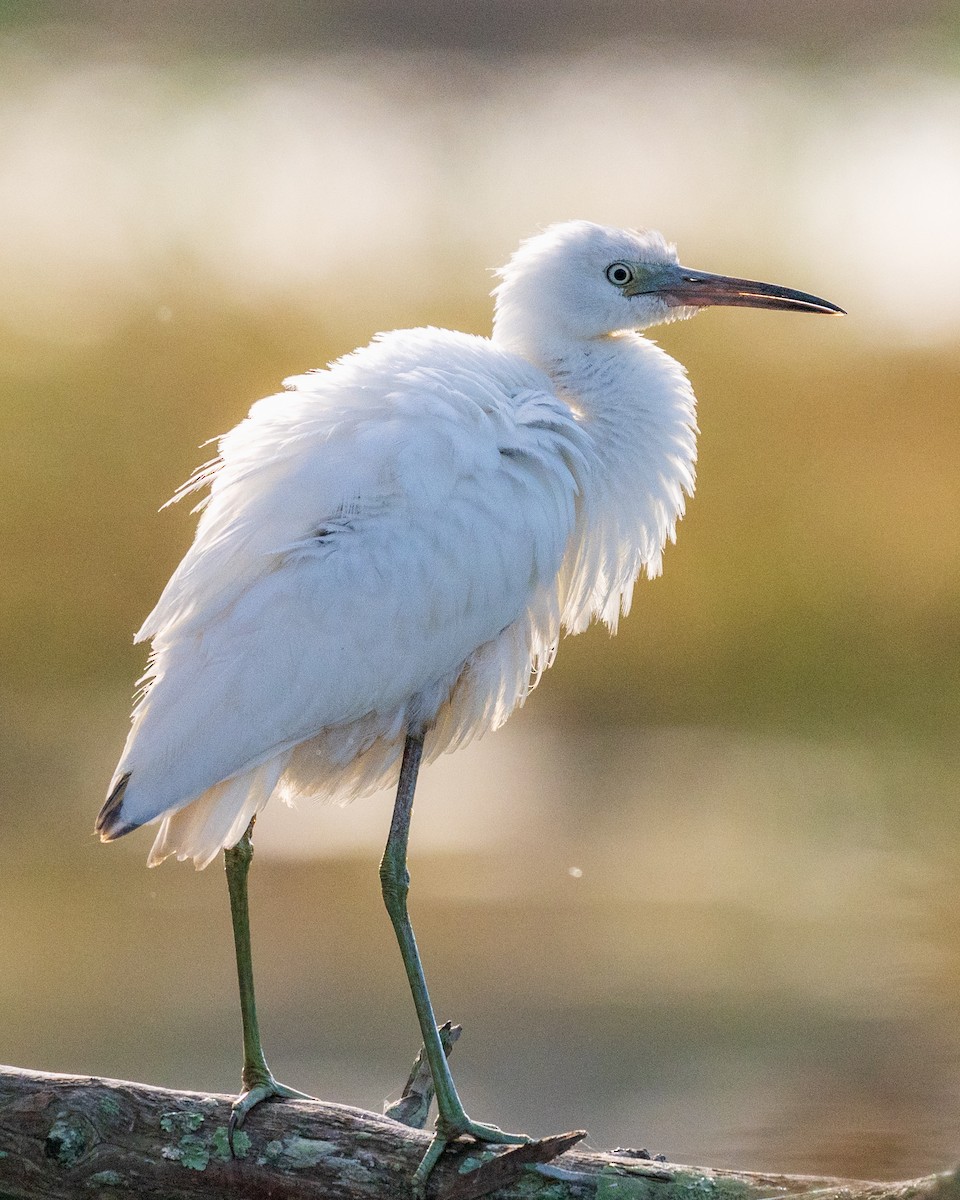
xmin=0 ymin=1064 xmax=958 ymax=1200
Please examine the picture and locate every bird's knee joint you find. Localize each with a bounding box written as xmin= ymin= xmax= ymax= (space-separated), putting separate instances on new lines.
xmin=379 ymin=858 xmax=410 ymax=906
xmin=227 ymin=835 xmax=254 ymax=870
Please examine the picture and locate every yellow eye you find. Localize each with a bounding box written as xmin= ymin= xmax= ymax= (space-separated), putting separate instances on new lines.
xmin=605 ymin=262 xmax=634 ymax=287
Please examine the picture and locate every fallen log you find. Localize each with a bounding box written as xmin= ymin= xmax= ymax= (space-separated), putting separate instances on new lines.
xmin=0 ymin=1063 xmax=957 ymax=1200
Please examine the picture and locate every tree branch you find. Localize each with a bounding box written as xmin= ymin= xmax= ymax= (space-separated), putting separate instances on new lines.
xmin=0 ymin=1063 xmax=957 ymax=1200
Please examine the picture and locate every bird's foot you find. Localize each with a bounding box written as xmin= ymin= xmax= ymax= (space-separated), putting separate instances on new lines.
xmin=413 ymin=1116 xmax=531 ymax=1197
xmin=228 ymin=1074 xmax=315 ymax=1154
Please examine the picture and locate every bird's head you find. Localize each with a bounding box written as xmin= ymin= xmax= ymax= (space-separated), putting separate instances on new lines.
xmin=492 ymin=220 xmax=843 ymax=361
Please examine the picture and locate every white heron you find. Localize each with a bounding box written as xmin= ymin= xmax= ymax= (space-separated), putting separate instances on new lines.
xmin=96 ymin=220 xmax=842 ymax=1191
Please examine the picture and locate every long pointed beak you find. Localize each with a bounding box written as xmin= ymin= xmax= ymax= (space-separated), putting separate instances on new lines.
xmin=629 ymin=264 xmax=845 ymax=316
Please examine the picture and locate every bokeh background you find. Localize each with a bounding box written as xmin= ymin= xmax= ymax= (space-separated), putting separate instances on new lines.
xmin=3 ymin=0 xmax=960 ymax=1179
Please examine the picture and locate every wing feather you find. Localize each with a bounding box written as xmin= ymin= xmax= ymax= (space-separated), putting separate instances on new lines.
xmin=110 ymin=329 xmax=589 ymax=842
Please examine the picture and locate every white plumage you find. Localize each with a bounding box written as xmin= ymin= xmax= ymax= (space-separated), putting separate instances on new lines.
xmin=98 ymin=219 xmax=838 ymax=870
xmin=96 ymin=220 xmax=841 ymax=1186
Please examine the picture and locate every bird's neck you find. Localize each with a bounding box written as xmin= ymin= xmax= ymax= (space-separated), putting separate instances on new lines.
xmin=525 ymin=332 xmax=700 ymax=634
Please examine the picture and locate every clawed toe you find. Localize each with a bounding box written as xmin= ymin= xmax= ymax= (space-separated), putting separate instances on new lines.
xmin=413 ymin=1116 xmax=531 ymax=1196
xmin=454 ymin=1119 xmax=531 ymax=1145
xmin=228 ymin=1077 xmax=315 ymax=1154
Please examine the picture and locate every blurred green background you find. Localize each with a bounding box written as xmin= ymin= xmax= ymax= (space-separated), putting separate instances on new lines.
xmin=3 ymin=0 xmax=960 ymax=1179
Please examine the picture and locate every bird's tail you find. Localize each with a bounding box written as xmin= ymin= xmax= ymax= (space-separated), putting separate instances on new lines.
xmin=95 ymin=754 xmax=288 ymax=870
xmin=95 ymin=773 xmax=137 ymax=840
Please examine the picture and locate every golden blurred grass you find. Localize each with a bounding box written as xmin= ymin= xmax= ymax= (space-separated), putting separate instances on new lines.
xmin=4 ymin=299 xmax=957 ymax=743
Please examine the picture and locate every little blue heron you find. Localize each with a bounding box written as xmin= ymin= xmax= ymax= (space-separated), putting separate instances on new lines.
xmin=97 ymin=221 xmax=842 ymax=1191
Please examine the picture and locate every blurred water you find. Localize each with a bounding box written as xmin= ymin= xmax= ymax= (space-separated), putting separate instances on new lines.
xmin=4 ymin=689 xmax=960 ymax=1178
xmin=0 ymin=39 xmax=958 ymax=344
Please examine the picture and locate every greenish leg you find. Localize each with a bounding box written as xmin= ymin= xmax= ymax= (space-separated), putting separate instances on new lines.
xmin=380 ymin=733 xmax=530 ymax=1195
xmin=224 ymin=817 xmax=313 ymax=1151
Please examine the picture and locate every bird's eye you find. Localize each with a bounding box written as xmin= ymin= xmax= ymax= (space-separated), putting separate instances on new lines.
xmin=605 ymin=262 xmax=634 ymax=287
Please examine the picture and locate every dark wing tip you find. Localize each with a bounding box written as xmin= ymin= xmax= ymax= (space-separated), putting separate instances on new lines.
xmin=96 ymin=772 xmax=140 ymax=841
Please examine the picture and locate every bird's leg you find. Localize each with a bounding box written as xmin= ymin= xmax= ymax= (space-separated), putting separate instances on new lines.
xmin=224 ymin=817 xmax=313 ymax=1148
xmin=380 ymin=733 xmax=530 ymax=1194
